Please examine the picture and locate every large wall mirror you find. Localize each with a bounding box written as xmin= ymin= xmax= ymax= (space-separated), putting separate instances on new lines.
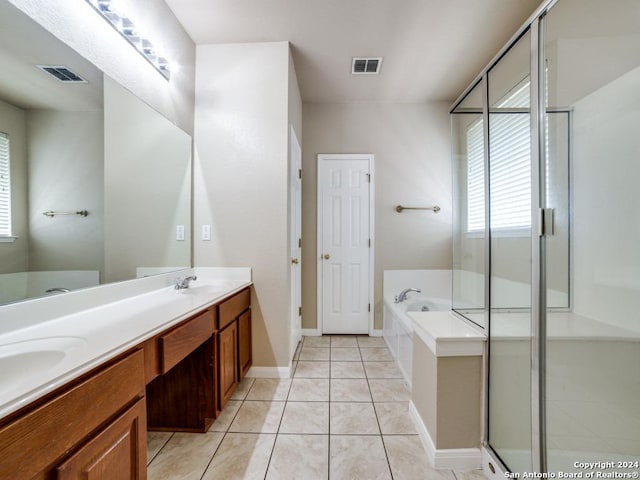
xmin=0 ymin=1 xmax=191 ymax=305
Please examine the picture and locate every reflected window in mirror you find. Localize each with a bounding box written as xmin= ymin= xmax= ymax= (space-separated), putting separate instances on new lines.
xmin=0 ymin=132 xmax=11 ymax=237
xmin=0 ymin=1 xmax=192 ymax=306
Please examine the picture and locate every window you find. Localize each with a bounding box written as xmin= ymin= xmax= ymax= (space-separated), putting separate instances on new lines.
xmin=466 ymin=120 xmax=485 ymax=232
xmin=466 ymin=80 xmax=531 ymax=233
xmin=0 ymin=132 xmax=11 ymax=237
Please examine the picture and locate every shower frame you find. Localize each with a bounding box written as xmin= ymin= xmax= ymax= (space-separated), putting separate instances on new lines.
xmin=449 ymin=0 xmax=561 ymax=473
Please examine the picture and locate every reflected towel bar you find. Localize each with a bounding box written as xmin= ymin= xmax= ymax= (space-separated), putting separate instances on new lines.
xmin=395 ymin=205 xmax=440 ymax=213
xmin=43 ymin=210 xmax=89 ymax=217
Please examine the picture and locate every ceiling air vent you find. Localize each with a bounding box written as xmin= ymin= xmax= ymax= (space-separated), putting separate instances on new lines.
xmin=352 ymin=57 xmax=382 ymax=75
xmin=37 ymin=65 xmax=87 ymax=83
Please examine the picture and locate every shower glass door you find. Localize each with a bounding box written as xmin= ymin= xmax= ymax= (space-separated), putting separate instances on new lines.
xmin=543 ymin=0 xmax=640 ymax=472
xmin=487 ymin=28 xmax=533 ymax=475
xmin=451 ymin=80 xmax=487 ymax=329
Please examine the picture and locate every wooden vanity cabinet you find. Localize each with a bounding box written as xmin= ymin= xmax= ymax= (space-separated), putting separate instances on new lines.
xmin=238 ymin=308 xmax=252 ymax=379
xmin=217 ymin=320 xmax=238 ymax=410
xmin=55 ymin=398 xmax=146 ymax=480
xmin=0 ymin=286 xmax=253 ymax=479
xmin=216 ymin=287 xmax=251 ymax=412
xmin=0 ymin=350 xmax=145 ymax=480
xmin=146 ymin=309 xmax=217 ymax=433
xmin=146 ymin=288 xmax=252 ymax=429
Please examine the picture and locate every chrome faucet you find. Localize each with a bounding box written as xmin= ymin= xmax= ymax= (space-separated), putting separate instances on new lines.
xmin=394 ymin=288 xmax=421 ymax=303
xmin=175 ymin=275 xmax=197 ymax=290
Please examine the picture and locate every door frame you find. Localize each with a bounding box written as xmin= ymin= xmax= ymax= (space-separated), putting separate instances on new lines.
xmin=316 ymin=153 xmax=375 ymax=335
xmin=290 ymin=126 xmax=302 ymax=358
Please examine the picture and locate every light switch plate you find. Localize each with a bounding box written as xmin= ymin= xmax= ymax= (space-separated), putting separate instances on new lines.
xmin=202 ymin=224 xmax=211 ymax=241
xmin=176 ymin=225 xmax=185 ymax=241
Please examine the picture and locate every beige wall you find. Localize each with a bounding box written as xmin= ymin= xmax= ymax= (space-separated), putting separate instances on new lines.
xmin=301 ymin=102 xmax=452 ymax=330
xmin=26 ymin=110 xmax=104 ymax=274
xmin=194 ymin=42 xmax=299 ymax=369
xmin=103 ymin=77 xmax=191 ymax=283
xmin=0 ymin=99 xmax=28 ymax=273
xmin=412 ymin=335 xmax=482 ymax=450
xmin=8 ymin=0 xmax=195 ymax=134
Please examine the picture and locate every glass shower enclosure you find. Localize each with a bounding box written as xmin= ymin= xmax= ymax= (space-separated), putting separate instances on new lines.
xmin=451 ymin=0 xmax=640 ymax=474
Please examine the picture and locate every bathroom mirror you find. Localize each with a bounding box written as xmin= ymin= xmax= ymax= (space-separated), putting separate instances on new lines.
xmin=0 ymin=1 xmax=191 ymax=305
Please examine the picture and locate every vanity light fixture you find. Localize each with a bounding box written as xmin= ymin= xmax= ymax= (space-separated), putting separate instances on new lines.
xmin=85 ymin=0 xmax=170 ymax=80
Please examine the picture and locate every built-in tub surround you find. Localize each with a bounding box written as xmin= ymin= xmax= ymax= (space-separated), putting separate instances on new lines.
xmin=0 ymin=267 xmax=251 ymax=419
xmin=382 ymin=269 xmax=451 ymax=385
xmin=408 ymin=310 xmax=486 ymax=470
xmin=0 ymin=271 xmax=100 ymax=305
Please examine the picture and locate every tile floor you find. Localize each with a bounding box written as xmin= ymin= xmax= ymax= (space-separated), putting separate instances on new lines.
xmin=147 ymin=335 xmax=486 ymax=480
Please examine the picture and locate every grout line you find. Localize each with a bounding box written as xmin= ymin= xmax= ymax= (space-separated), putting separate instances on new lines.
xmin=363 ymin=343 xmax=395 ymax=480
xmin=328 ymin=334 xmax=331 ymax=479
xmin=199 ymin=387 xmax=251 ymax=480
xmin=146 ymin=431 xmax=174 ymax=466
xmin=263 ymin=337 xmax=309 ymax=479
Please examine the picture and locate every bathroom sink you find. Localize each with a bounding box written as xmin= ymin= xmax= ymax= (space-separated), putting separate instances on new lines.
xmin=0 ymin=337 xmax=87 ymax=394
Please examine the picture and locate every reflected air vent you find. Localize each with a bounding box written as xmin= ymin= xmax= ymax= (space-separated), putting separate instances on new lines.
xmin=351 ymin=57 xmax=382 ymax=74
xmin=37 ymin=65 xmax=87 ymax=83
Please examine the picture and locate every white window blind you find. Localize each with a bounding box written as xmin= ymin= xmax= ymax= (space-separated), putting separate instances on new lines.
xmin=466 ymin=120 xmax=485 ymax=232
xmin=466 ymin=80 xmax=531 ymax=233
xmin=0 ymin=132 xmax=11 ymax=237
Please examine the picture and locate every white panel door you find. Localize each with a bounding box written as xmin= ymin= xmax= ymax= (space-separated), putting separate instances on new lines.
xmin=318 ymin=156 xmax=371 ymax=334
xmin=290 ymin=127 xmax=302 ymax=357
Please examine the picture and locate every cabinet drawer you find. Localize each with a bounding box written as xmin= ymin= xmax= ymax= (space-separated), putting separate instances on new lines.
xmin=0 ymin=350 xmax=144 ymax=480
xmin=160 ymin=309 xmax=214 ymax=374
xmin=218 ymin=288 xmax=250 ymax=330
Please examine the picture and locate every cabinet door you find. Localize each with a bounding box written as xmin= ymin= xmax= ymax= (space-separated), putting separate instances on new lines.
xmin=238 ymin=309 xmax=252 ymax=380
xmin=218 ymin=322 xmax=238 ymax=410
xmin=56 ymin=398 xmax=146 ymax=480
xmin=0 ymin=350 xmax=144 ymax=480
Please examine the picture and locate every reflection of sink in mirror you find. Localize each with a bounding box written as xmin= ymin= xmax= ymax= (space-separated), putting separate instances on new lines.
xmin=0 ymin=337 xmax=86 ymax=392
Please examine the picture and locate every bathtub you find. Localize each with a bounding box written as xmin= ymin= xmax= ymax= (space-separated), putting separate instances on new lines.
xmin=0 ymin=270 xmax=100 ymax=304
xmin=382 ymin=270 xmax=452 ymax=386
xmin=383 ymin=294 xmax=451 ymax=386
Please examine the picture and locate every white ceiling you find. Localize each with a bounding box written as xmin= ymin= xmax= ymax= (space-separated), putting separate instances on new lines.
xmin=165 ymin=0 xmax=542 ymax=104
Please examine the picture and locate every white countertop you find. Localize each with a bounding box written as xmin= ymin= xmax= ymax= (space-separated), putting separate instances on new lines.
xmin=408 ymin=311 xmax=486 ymax=357
xmin=0 ymin=267 xmax=251 ymax=420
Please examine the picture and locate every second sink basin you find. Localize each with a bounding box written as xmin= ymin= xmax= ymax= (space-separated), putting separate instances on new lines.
xmin=0 ymin=337 xmax=87 ymax=395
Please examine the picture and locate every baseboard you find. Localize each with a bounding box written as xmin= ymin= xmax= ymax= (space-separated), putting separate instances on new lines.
xmin=246 ymin=366 xmax=291 ymax=378
xmin=409 ymin=401 xmax=482 ymax=470
xmin=301 ymin=328 xmax=382 ymax=337
xmin=301 ymin=328 xmax=321 ymax=336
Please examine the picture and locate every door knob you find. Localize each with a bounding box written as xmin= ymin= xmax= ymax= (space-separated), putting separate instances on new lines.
xmin=323 ymin=254 xmax=330 ymax=260
xmin=291 ymin=258 xmax=299 ymax=264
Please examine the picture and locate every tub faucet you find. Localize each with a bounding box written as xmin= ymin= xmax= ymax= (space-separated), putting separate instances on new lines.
xmin=175 ymin=275 xmax=197 ymax=290
xmin=45 ymin=287 xmax=70 ymax=293
xmin=394 ymin=288 xmax=421 ymax=303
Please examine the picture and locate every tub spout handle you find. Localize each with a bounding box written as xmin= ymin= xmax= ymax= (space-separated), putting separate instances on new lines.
xmin=394 ymin=288 xmax=421 ymax=303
